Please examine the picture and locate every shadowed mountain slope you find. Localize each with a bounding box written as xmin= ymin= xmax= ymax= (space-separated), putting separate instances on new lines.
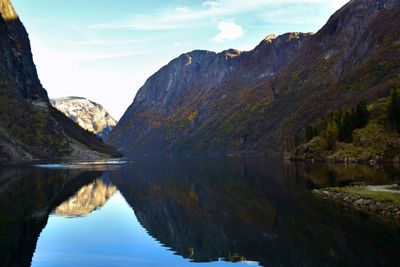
xmin=0 ymin=0 xmax=121 ymax=161
xmin=108 ymin=0 xmax=400 ymax=156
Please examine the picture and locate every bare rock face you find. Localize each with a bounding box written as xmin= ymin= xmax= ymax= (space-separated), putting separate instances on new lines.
xmin=54 ymin=179 xmax=117 ymax=217
xmin=108 ymin=32 xmax=312 ymax=155
xmin=0 ymin=0 xmax=121 ymax=160
xmin=108 ymin=0 xmax=400 ymax=156
xmin=51 ymin=97 xmax=117 ymax=140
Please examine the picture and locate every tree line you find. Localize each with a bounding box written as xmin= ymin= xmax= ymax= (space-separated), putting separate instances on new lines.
xmin=297 ymin=87 xmax=400 ymax=150
xmin=306 ymin=101 xmax=369 ymax=150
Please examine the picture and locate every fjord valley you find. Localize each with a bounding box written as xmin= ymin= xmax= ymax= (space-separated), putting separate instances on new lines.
xmin=1 ymin=0 xmax=400 ymax=266
xmin=0 ymin=0 xmax=121 ymax=161
xmin=108 ymin=0 xmax=400 ymax=160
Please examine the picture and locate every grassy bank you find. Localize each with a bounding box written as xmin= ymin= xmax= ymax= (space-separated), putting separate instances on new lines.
xmin=336 ymin=186 xmax=400 ymax=205
xmin=313 ymin=185 xmax=400 ymax=227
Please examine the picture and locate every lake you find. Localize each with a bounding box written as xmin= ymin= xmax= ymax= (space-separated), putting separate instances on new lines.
xmin=1 ymin=158 xmax=400 ymax=267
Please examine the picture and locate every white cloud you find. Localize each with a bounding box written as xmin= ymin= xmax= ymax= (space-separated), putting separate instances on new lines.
xmin=202 ymin=1 xmax=221 ymax=9
xmin=89 ymin=0 xmax=349 ymax=31
xmin=213 ymin=21 xmax=244 ymax=43
xmin=89 ymin=23 xmax=178 ymax=31
xmin=175 ymin=6 xmax=190 ymax=13
xmin=66 ymin=37 xmax=163 ymax=47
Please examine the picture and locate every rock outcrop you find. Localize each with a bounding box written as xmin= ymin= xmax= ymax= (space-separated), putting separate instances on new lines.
xmin=51 ymin=97 xmax=117 ymax=140
xmin=0 ymin=0 xmax=121 ymax=161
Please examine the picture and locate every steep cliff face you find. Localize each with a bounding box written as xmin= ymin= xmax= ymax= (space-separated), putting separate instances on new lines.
xmin=108 ymin=0 xmax=400 ymax=156
xmin=0 ymin=0 xmax=121 ymax=160
xmin=51 ymin=97 xmax=117 ymax=140
xmin=0 ymin=0 xmax=47 ymax=101
xmin=260 ymin=0 xmax=400 ymax=151
xmin=108 ymin=33 xmax=312 ymax=155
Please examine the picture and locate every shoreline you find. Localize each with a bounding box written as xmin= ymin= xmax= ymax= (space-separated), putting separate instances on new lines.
xmin=313 ymin=186 xmax=400 ymax=228
xmin=286 ymin=156 xmax=400 ymax=165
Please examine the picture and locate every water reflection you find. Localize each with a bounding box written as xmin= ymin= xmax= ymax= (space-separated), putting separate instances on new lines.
xmin=53 ymin=179 xmax=117 ymax=218
xmin=0 ymin=167 xmax=103 ymax=267
xmin=0 ymin=158 xmax=399 ymax=267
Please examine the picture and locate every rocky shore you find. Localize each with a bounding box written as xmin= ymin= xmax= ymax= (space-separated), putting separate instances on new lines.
xmin=313 ymin=186 xmax=400 ymax=227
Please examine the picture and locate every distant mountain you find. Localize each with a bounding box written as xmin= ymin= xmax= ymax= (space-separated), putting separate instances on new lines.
xmin=108 ymin=0 xmax=400 ymax=156
xmin=51 ymin=97 xmax=117 ymax=140
xmin=0 ymin=0 xmax=121 ymax=161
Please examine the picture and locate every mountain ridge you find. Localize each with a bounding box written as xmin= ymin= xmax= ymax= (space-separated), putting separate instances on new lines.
xmin=108 ymin=32 xmax=313 ymax=155
xmin=51 ymin=96 xmax=117 ymax=140
xmin=108 ymin=0 xmax=400 ymax=157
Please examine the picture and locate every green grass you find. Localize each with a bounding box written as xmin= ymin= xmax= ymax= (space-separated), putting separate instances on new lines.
xmin=335 ymin=187 xmax=400 ymax=205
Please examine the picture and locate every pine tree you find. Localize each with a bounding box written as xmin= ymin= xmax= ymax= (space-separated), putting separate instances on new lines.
xmin=324 ymin=120 xmax=338 ymax=150
xmin=388 ymin=88 xmax=400 ymax=133
xmin=354 ymin=101 xmax=369 ymax=129
xmin=339 ymin=110 xmax=354 ymax=142
xmin=305 ymin=125 xmax=316 ymax=141
xmin=294 ymin=134 xmax=300 ymax=148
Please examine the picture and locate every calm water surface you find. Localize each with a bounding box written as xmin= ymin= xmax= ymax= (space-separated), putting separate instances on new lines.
xmin=1 ymin=158 xmax=400 ymax=267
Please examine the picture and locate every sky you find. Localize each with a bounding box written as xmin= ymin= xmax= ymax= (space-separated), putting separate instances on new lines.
xmin=12 ymin=0 xmax=349 ymax=120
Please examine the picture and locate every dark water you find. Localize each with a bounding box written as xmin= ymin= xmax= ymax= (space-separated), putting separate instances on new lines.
xmin=1 ymin=158 xmax=400 ymax=267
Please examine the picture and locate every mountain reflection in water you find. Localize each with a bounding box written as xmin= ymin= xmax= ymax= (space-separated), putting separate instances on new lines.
xmin=53 ymin=179 xmax=117 ymax=218
xmin=0 ymin=158 xmax=400 ymax=267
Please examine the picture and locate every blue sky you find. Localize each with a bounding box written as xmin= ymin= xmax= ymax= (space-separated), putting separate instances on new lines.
xmin=12 ymin=0 xmax=348 ymax=119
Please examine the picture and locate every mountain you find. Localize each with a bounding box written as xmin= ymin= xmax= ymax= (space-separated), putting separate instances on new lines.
xmin=108 ymin=0 xmax=400 ymax=156
xmin=51 ymin=97 xmax=117 ymax=140
xmin=0 ymin=0 xmax=121 ymax=161
xmin=107 ymin=33 xmax=312 ymax=155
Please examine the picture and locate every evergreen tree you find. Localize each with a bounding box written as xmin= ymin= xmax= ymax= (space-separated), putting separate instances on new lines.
xmin=339 ymin=110 xmax=354 ymax=142
xmin=324 ymin=120 xmax=338 ymax=150
xmin=294 ymin=134 xmax=300 ymax=148
xmin=305 ymin=125 xmax=316 ymax=141
xmin=388 ymin=88 xmax=400 ymax=133
xmin=336 ymin=101 xmax=369 ymax=142
xmin=354 ymin=101 xmax=369 ymax=129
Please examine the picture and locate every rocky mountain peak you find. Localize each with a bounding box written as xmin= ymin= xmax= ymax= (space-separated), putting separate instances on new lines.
xmin=0 ymin=0 xmax=17 ymax=21
xmin=51 ymin=97 xmax=118 ymax=140
xmin=224 ymin=49 xmax=241 ymax=59
xmin=255 ymin=32 xmax=312 ymax=50
xmin=317 ymin=0 xmax=399 ymax=40
xmin=263 ymin=34 xmax=277 ymax=43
